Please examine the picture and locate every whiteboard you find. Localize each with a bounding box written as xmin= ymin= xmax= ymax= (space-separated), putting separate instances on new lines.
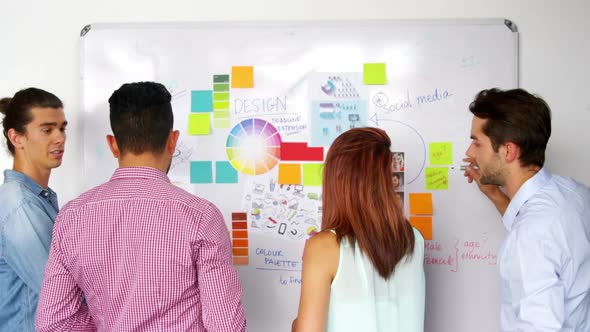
xmin=81 ymin=20 xmax=517 ymax=332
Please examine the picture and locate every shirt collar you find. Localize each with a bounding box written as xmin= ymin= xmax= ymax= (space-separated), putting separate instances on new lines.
xmin=3 ymin=169 xmax=46 ymax=195
xmin=110 ymin=166 xmax=171 ymax=183
xmin=502 ymin=167 xmax=551 ymax=231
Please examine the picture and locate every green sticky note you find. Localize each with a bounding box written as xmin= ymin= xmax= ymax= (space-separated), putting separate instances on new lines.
xmin=363 ymin=63 xmax=387 ymax=85
xmin=188 ymin=113 xmax=211 ymax=135
xmin=303 ymin=163 xmax=323 ymax=186
xmin=216 ymin=161 xmax=238 ymax=183
xmin=190 ymin=161 xmax=213 ymax=183
xmin=213 ymin=92 xmax=230 ymax=101
xmin=213 ymin=101 xmax=230 ymax=110
xmin=429 ymin=142 xmax=453 ymax=165
xmin=213 ymin=118 xmax=231 ymax=128
xmin=425 ymin=167 xmax=449 ymax=190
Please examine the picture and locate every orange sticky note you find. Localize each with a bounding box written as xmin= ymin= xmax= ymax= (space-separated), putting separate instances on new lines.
xmin=231 ymin=66 xmax=254 ymax=88
xmin=409 ymin=216 xmax=433 ymax=240
xmin=278 ymin=163 xmax=301 ymax=184
xmin=409 ymin=193 xmax=433 ymax=215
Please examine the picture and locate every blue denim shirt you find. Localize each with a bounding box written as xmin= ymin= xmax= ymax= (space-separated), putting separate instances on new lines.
xmin=0 ymin=170 xmax=58 ymax=332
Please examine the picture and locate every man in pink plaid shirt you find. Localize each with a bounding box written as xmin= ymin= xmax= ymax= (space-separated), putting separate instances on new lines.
xmin=36 ymin=82 xmax=246 ymax=331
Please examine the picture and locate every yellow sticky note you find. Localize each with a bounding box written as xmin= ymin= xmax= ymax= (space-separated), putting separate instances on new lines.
xmin=231 ymin=66 xmax=254 ymax=88
xmin=409 ymin=193 xmax=433 ymax=215
xmin=278 ymin=164 xmax=301 ymax=185
xmin=303 ymin=163 xmax=323 ymax=186
xmin=363 ymin=63 xmax=387 ymax=85
xmin=188 ymin=113 xmax=211 ymax=135
xmin=429 ymin=142 xmax=453 ymax=165
xmin=425 ymin=167 xmax=449 ymax=190
xmin=409 ymin=216 xmax=433 ymax=240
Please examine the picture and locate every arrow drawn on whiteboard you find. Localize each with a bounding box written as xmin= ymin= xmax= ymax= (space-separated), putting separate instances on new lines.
xmin=372 ymin=112 xmax=426 ymax=185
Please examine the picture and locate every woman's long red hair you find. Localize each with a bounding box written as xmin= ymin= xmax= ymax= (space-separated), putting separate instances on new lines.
xmin=322 ymin=127 xmax=415 ymax=279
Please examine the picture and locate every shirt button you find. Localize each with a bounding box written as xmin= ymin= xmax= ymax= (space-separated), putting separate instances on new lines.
xmin=42 ymin=191 xmax=49 ymax=197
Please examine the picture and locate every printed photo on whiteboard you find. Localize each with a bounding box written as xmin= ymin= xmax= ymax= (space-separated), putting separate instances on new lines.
xmin=393 ymin=151 xmax=405 ymax=172
xmin=393 ymin=171 xmax=404 ymax=192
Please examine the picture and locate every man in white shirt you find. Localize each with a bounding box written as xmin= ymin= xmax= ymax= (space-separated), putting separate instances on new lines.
xmin=464 ymin=88 xmax=590 ymax=332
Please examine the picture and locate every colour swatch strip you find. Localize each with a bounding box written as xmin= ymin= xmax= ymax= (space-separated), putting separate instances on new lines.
xmin=232 ymin=212 xmax=249 ymax=265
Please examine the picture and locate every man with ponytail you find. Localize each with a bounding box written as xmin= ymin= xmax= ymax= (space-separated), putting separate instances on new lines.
xmin=0 ymin=88 xmax=67 ymax=332
xmin=293 ymin=127 xmax=425 ymax=332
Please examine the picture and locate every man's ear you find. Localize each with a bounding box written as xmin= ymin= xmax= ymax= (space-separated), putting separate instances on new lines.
xmin=167 ymin=130 xmax=180 ymax=155
xmin=503 ymin=142 xmax=520 ymax=163
xmin=106 ymin=135 xmax=120 ymax=158
xmin=7 ymin=128 xmax=24 ymax=150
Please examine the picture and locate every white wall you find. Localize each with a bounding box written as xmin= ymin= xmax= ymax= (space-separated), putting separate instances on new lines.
xmin=1 ymin=0 xmax=589 ymax=204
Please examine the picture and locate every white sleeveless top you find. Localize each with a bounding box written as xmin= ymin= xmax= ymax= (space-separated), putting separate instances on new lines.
xmin=326 ymin=228 xmax=425 ymax=332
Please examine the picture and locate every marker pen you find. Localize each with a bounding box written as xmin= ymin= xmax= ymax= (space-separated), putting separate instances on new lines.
xmin=451 ymin=165 xmax=479 ymax=171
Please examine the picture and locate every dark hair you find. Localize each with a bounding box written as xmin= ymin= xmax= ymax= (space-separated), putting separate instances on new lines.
xmin=0 ymin=88 xmax=63 ymax=155
xmin=469 ymin=88 xmax=551 ymax=168
xmin=108 ymin=82 xmax=173 ymax=155
xmin=322 ymin=127 xmax=415 ymax=279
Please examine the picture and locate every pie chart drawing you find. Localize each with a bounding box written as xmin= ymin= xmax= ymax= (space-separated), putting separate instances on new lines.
xmin=226 ymin=119 xmax=282 ymax=175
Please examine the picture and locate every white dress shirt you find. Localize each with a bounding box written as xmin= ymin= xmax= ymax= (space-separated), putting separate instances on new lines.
xmin=500 ymin=167 xmax=590 ymax=332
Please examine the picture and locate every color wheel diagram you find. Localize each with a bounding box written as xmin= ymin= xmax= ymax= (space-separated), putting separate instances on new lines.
xmin=226 ymin=119 xmax=282 ymax=175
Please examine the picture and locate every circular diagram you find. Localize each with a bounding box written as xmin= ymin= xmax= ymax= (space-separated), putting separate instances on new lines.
xmin=226 ymin=118 xmax=282 ymax=175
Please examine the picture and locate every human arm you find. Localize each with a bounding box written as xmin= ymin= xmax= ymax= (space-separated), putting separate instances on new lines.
xmin=2 ymin=201 xmax=54 ymax=294
xmin=463 ymin=157 xmax=510 ymax=215
xmin=35 ymin=213 xmax=95 ymax=332
xmin=503 ymin=222 xmax=567 ymax=331
xmin=195 ymin=204 xmax=246 ymax=332
xmin=292 ymin=231 xmax=339 ymax=332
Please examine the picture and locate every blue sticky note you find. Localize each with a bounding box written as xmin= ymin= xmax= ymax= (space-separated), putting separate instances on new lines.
xmin=216 ymin=161 xmax=238 ymax=183
xmin=190 ymin=161 xmax=213 ymax=183
xmin=191 ymin=90 xmax=213 ymax=112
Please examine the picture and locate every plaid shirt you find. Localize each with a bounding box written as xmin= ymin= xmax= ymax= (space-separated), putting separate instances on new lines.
xmin=36 ymin=167 xmax=245 ymax=331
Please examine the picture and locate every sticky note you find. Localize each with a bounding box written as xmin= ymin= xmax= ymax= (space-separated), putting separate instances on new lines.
xmin=216 ymin=161 xmax=238 ymax=183
xmin=213 ymin=118 xmax=230 ymax=128
xmin=409 ymin=216 xmax=433 ymax=240
xmin=213 ymin=92 xmax=230 ymax=101
xmin=231 ymin=66 xmax=254 ymax=88
xmin=303 ymin=163 xmax=323 ymax=186
xmin=363 ymin=63 xmax=387 ymax=85
xmin=213 ymin=74 xmax=230 ymax=83
xmin=190 ymin=161 xmax=212 ymax=183
xmin=278 ymin=164 xmax=301 ymax=185
xmin=190 ymin=90 xmax=213 ymax=112
xmin=188 ymin=113 xmax=211 ymax=135
xmin=409 ymin=193 xmax=433 ymax=215
xmin=213 ymin=101 xmax=230 ymax=110
xmin=425 ymin=167 xmax=449 ymax=190
xmin=429 ymin=142 xmax=453 ymax=165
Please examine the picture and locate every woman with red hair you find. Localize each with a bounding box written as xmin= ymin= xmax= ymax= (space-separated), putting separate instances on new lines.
xmin=293 ymin=127 xmax=425 ymax=332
